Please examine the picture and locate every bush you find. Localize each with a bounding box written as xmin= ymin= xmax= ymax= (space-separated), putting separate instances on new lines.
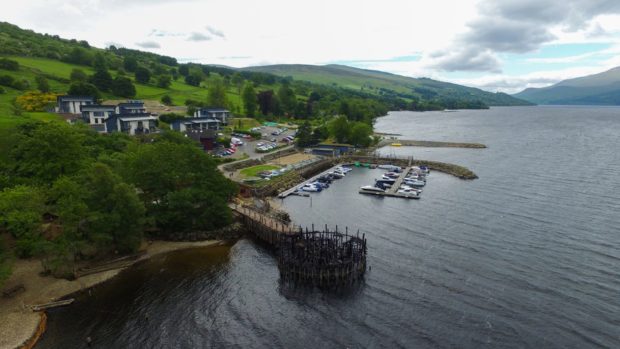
xmin=0 ymin=75 xmax=14 ymax=87
xmin=161 ymin=95 xmax=173 ymax=106
xmin=159 ymin=113 xmax=185 ymax=123
xmin=15 ymin=91 xmax=59 ymax=112
xmin=0 ymin=58 xmax=19 ymax=71
xmin=111 ymin=76 xmax=136 ymax=98
xmin=68 ymin=82 xmax=101 ymax=100
xmin=233 ymin=129 xmax=261 ymax=138
xmin=0 ymin=86 xmax=5 ymax=94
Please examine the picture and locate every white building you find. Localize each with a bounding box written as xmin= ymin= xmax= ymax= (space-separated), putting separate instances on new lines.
xmin=56 ymin=96 xmax=95 ymax=114
xmin=81 ymin=105 xmax=116 ymax=132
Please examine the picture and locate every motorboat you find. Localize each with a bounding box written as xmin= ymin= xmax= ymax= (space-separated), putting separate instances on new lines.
xmin=380 ymin=175 xmax=397 ymax=181
xmin=404 ymin=179 xmax=425 ymax=187
xmin=397 ymin=189 xmax=421 ymax=199
xmin=359 ymin=185 xmax=385 ymax=193
xmin=301 ymin=184 xmax=322 ymax=192
xmin=328 ymin=171 xmax=345 ymax=179
xmin=335 ymin=166 xmax=353 ymax=173
xmin=399 ymin=185 xmax=422 ymax=193
xmin=377 ymin=164 xmax=401 ymax=172
xmin=384 ymin=172 xmax=400 ymax=178
xmin=312 ymin=181 xmax=329 ymax=189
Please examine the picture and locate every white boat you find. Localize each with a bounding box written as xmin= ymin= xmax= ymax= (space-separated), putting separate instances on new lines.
xmin=328 ymin=171 xmax=345 ymax=179
xmin=378 ymin=164 xmax=401 ymax=171
xmin=301 ymin=184 xmax=321 ymax=192
xmin=404 ymin=179 xmax=425 ymax=187
xmin=335 ymin=166 xmax=352 ymax=173
xmin=359 ymin=185 xmax=385 ymax=193
xmin=397 ymin=189 xmax=421 ymax=199
xmin=399 ymin=185 xmax=422 ymax=193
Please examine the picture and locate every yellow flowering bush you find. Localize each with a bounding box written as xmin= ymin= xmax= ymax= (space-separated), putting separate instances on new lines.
xmin=16 ymin=91 xmax=59 ymax=112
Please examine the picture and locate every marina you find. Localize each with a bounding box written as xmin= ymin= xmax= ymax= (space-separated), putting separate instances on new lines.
xmin=359 ymin=166 xmax=428 ymax=199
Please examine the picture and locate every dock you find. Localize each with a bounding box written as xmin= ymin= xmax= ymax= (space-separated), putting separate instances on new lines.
xmin=278 ymin=164 xmax=348 ymax=198
xmin=359 ymin=166 xmax=422 ymax=199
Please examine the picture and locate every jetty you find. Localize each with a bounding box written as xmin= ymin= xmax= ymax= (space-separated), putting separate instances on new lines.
xmin=230 ymin=203 xmax=367 ymax=286
xmin=358 ymin=166 xmax=422 ymax=199
xmin=277 ymin=164 xmax=343 ymax=198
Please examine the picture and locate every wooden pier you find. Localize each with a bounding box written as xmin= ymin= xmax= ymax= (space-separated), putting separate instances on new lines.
xmin=358 ymin=166 xmax=422 ymax=199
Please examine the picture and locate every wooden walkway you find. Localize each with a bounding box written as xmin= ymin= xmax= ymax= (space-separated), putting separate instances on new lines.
xmin=386 ymin=166 xmax=412 ymax=194
xmin=229 ymin=203 xmax=296 ymax=244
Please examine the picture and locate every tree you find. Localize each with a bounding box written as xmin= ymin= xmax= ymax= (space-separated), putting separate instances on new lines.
xmin=68 ymin=82 xmax=100 ymax=100
xmin=257 ymin=90 xmax=275 ymax=115
xmin=277 ymin=83 xmax=296 ymax=116
xmin=35 ymin=76 xmax=50 ymax=92
xmin=70 ymin=69 xmax=88 ymax=82
xmin=92 ymin=53 xmax=107 ymax=71
xmin=9 ymin=122 xmax=87 ymax=184
xmin=311 ymin=124 xmax=329 ymax=144
xmin=123 ymin=56 xmax=138 ymax=72
xmin=241 ymin=82 xmax=257 ymax=117
xmin=185 ymin=73 xmax=202 ymax=86
xmin=207 ymin=77 xmax=228 ymax=107
xmin=135 ymin=67 xmax=151 ymax=84
xmin=178 ymin=64 xmax=189 ymax=76
xmin=231 ymin=72 xmax=243 ymax=94
xmin=328 ymin=116 xmax=350 ymax=143
xmin=161 ymin=95 xmax=173 ymax=106
xmin=296 ymin=121 xmax=313 ymax=147
xmin=349 ymin=122 xmax=373 ymax=147
xmin=157 ymin=75 xmax=171 ymax=88
xmin=90 ymin=68 xmax=113 ymax=92
xmin=0 ymin=58 xmax=19 ymax=71
xmin=111 ymin=76 xmax=136 ymax=98
xmin=0 ymin=185 xmax=47 ymax=257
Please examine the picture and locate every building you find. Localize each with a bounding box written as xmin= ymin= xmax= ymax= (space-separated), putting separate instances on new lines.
xmin=106 ymin=114 xmax=158 ymax=135
xmin=194 ymin=108 xmax=230 ymax=125
xmin=186 ymin=129 xmax=218 ymax=151
xmin=170 ymin=117 xmax=221 ymax=132
xmin=56 ymin=96 xmax=95 ymax=114
xmin=81 ymin=105 xmax=116 ymax=132
xmin=116 ymin=100 xmax=147 ymax=115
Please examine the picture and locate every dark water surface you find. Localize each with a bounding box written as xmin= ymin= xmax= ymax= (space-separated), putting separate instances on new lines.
xmin=38 ymin=107 xmax=620 ymax=348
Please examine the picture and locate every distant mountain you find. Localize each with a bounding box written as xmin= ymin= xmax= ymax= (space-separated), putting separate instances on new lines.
xmin=514 ymin=67 xmax=620 ymax=105
xmin=243 ymin=64 xmax=532 ymax=107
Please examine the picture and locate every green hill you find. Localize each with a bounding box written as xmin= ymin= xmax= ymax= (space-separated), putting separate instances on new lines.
xmin=514 ymin=66 xmax=620 ymax=105
xmin=243 ymin=64 xmax=532 ymax=108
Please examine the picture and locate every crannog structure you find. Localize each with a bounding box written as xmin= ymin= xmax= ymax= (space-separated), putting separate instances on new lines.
xmin=194 ymin=108 xmax=230 ymax=125
xmin=56 ymin=96 xmax=94 ymax=114
xmin=81 ymin=105 xmax=116 ymax=132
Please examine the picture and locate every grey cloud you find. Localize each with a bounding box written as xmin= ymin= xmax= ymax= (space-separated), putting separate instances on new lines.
xmin=135 ymin=41 xmax=161 ymax=49
xmin=188 ymin=32 xmax=212 ymax=41
xmin=431 ymin=0 xmax=620 ymax=73
xmin=206 ymin=26 xmax=225 ymax=38
xmin=432 ymin=48 xmax=502 ymax=73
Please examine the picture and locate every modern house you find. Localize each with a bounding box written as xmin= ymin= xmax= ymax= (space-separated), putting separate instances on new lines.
xmin=106 ymin=114 xmax=158 ymax=135
xmin=194 ymin=108 xmax=230 ymax=125
xmin=116 ymin=100 xmax=147 ymax=115
xmin=81 ymin=105 xmax=116 ymax=132
xmin=56 ymin=96 xmax=95 ymax=114
xmin=170 ymin=117 xmax=221 ymax=132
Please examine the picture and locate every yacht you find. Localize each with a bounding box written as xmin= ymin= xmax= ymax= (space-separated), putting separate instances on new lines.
xmin=301 ymin=184 xmax=322 ymax=192
xmin=360 ymin=185 xmax=385 ymax=193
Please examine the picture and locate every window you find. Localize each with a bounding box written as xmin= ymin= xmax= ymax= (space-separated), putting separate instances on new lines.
xmin=94 ymin=111 xmax=104 ymax=117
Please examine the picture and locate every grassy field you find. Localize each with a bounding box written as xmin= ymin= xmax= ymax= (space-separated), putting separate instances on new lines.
xmin=239 ymin=164 xmax=280 ymax=178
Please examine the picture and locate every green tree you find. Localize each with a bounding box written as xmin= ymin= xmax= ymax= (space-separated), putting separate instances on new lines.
xmin=9 ymin=122 xmax=87 ymax=184
xmin=296 ymin=121 xmax=313 ymax=147
xmin=68 ymin=82 xmax=100 ymax=100
xmin=231 ymin=72 xmax=243 ymax=94
xmin=328 ymin=116 xmax=350 ymax=143
xmin=185 ymin=73 xmax=202 ymax=86
xmin=349 ymin=122 xmax=373 ymax=147
xmin=70 ymin=68 xmax=88 ymax=82
xmin=241 ymin=82 xmax=257 ymax=117
xmin=135 ymin=67 xmax=151 ymax=84
xmin=157 ymin=75 xmax=171 ymax=88
xmin=207 ymin=77 xmax=228 ymax=107
xmin=0 ymin=58 xmax=19 ymax=71
xmin=90 ymin=68 xmax=113 ymax=92
xmin=111 ymin=76 xmax=136 ymax=98
xmin=277 ymin=83 xmax=296 ymax=116
xmin=161 ymin=95 xmax=173 ymax=106
xmin=123 ymin=56 xmax=138 ymax=72
xmin=0 ymin=185 xmax=47 ymax=257
xmin=35 ymin=75 xmax=50 ymax=92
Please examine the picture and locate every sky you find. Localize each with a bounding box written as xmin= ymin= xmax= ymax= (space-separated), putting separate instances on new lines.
xmin=3 ymin=0 xmax=620 ymax=93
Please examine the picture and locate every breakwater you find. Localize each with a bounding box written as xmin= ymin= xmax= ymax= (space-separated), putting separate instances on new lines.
xmin=378 ymin=139 xmax=487 ymax=148
xmin=342 ymin=155 xmax=478 ymax=179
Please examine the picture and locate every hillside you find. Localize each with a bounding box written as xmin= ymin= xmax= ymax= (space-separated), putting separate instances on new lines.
xmin=514 ymin=66 xmax=620 ymax=105
xmin=243 ymin=64 xmax=532 ymax=107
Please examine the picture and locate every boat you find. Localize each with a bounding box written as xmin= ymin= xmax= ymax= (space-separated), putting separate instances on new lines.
xmin=312 ymin=181 xmax=329 ymax=189
xmin=301 ymin=184 xmax=322 ymax=192
xmin=378 ymin=164 xmax=401 ymax=171
xmin=404 ymin=179 xmax=425 ymax=187
xmin=359 ymin=185 xmax=385 ymax=193
xmin=381 ymin=175 xmax=397 ymax=181
xmin=391 ymin=143 xmax=402 ymax=147
xmin=335 ymin=166 xmax=353 ymax=173
xmin=399 ymin=185 xmax=422 ymax=193
xmin=397 ymin=189 xmax=421 ymax=199
xmin=328 ymin=171 xmax=345 ymax=179
xmin=384 ymin=172 xmax=400 ymax=178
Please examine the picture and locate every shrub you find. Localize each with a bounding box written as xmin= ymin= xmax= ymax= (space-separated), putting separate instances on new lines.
xmin=0 ymin=58 xmax=19 ymax=71
xmin=161 ymin=95 xmax=173 ymax=106
xmin=15 ymin=91 xmax=59 ymax=112
xmin=0 ymin=75 xmax=14 ymax=87
xmin=0 ymin=86 xmax=5 ymax=94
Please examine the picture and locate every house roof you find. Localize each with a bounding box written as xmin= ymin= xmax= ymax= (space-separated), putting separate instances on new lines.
xmin=118 ymin=116 xmax=158 ymax=122
xmin=81 ymin=105 xmax=116 ymax=111
xmin=198 ymin=108 xmax=229 ymax=113
xmin=58 ymin=95 xmax=95 ymax=102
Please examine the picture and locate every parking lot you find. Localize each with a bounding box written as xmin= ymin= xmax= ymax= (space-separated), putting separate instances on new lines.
xmin=219 ymin=125 xmax=297 ymax=160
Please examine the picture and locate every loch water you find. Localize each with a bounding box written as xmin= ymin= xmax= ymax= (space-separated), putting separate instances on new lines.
xmin=38 ymin=106 xmax=620 ymax=348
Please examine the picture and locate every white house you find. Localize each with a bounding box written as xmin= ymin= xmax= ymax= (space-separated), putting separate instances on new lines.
xmin=81 ymin=105 xmax=116 ymax=132
xmin=194 ymin=108 xmax=230 ymax=125
xmin=106 ymin=114 xmax=158 ymax=135
xmin=56 ymin=96 xmax=95 ymax=114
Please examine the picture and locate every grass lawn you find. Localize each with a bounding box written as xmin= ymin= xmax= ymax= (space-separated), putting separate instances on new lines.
xmin=230 ymin=117 xmax=261 ymax=130
xmin=239 ymin=164 xmax=280 ymax=178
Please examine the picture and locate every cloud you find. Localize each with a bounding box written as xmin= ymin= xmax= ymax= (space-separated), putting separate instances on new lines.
xmin=206 ymin=26 xmax=225 ymax=38
xmin=135 ymin=41 xmax=161 ymax=49
xmin=431 ymin=0 xmax=620 ymax=73
xmin=187 ymin=32 xmax=212 ymax=42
